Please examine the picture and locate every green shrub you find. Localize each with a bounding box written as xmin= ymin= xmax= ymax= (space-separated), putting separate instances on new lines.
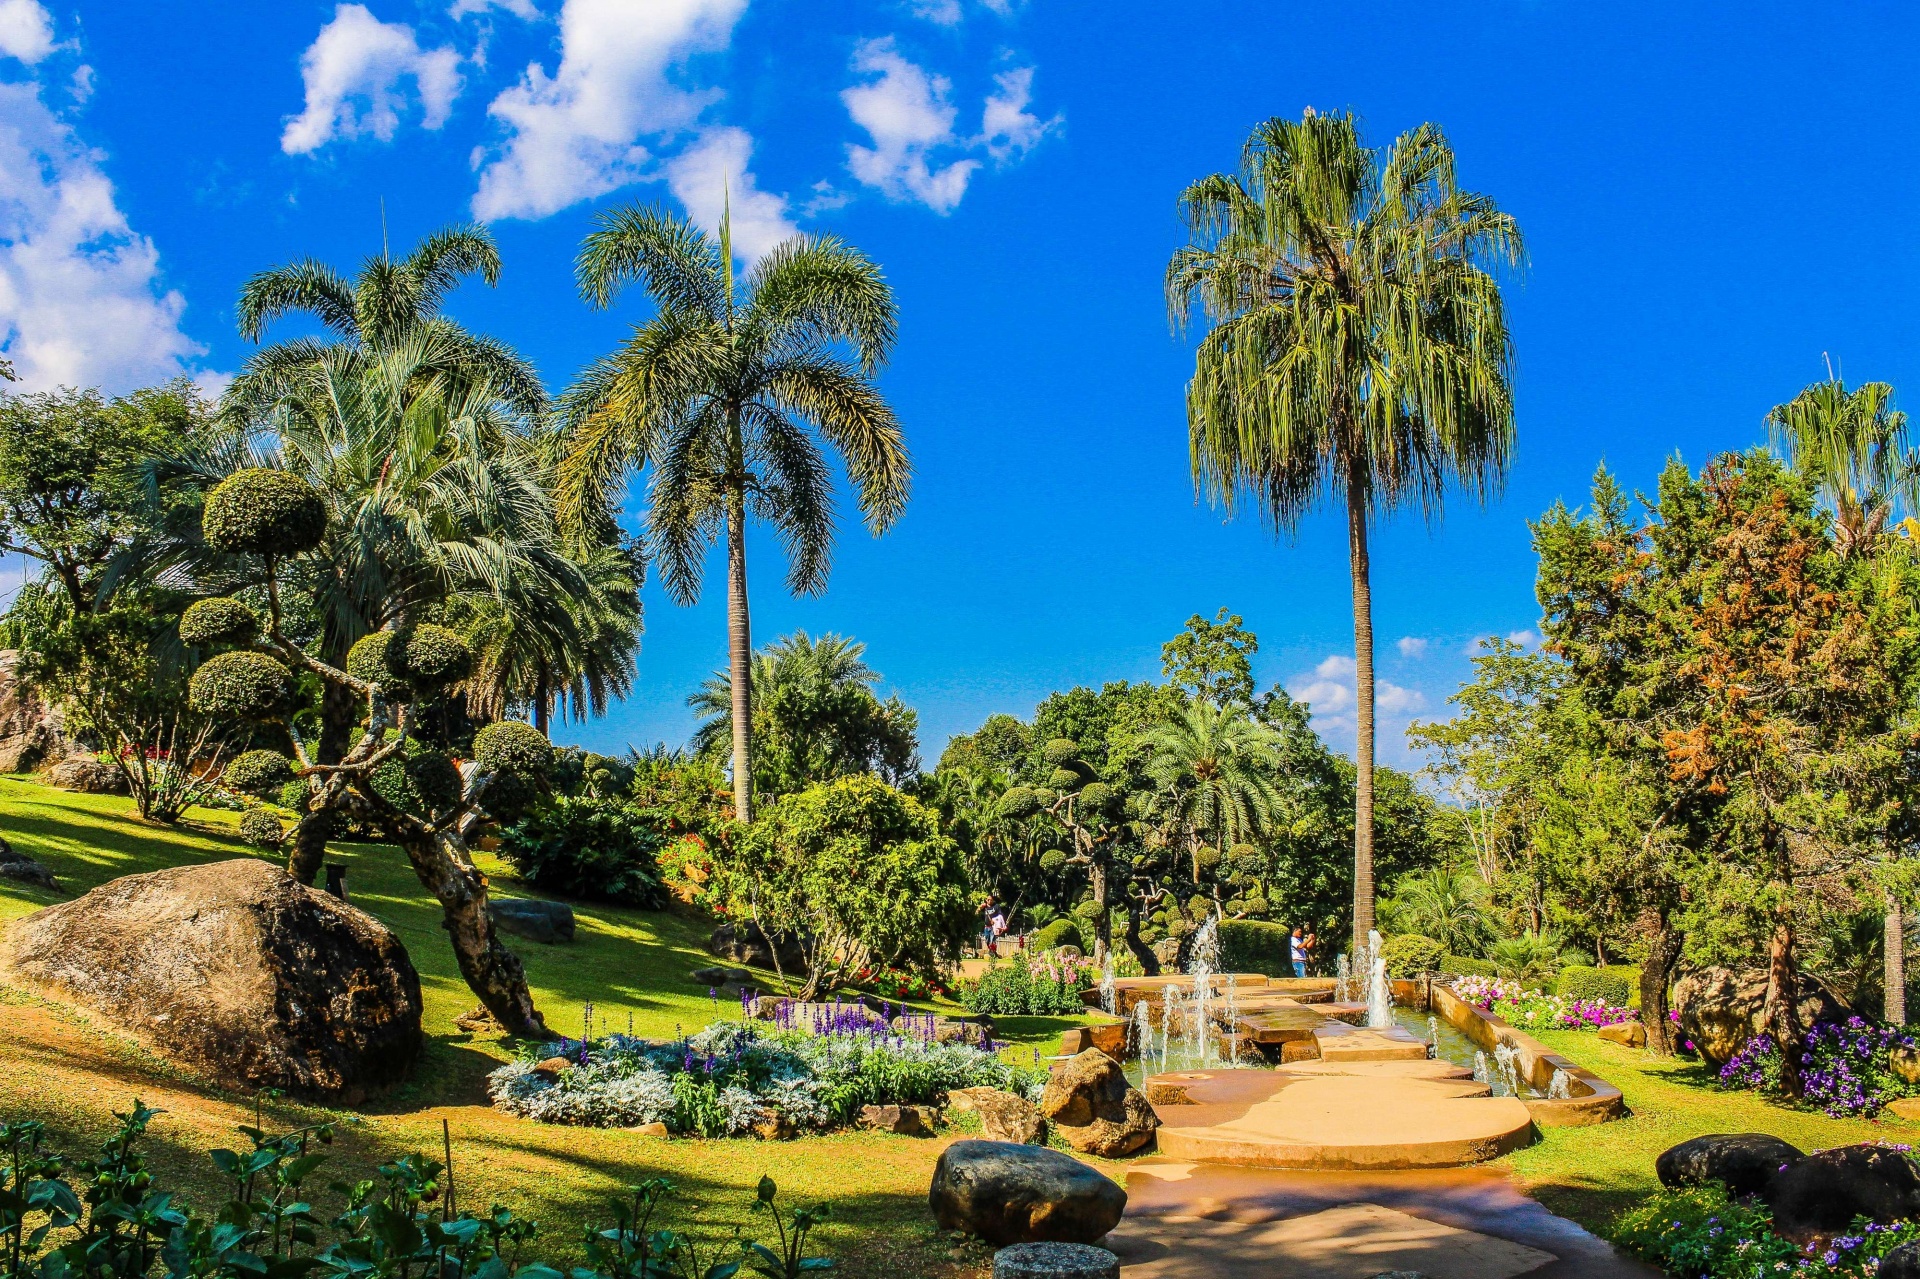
xmin=999 ymin=785 xmax=1041 ymax=817
xmin=345 ymin=631 xmax=410 ymax=699
xmin=202 ymin=468 xmax=327 ymax=557
xmin=222 ymin=749 xmax=294 ymax=797
xmin=1601 ymin=964 xmax=1644 ymax=1006
xmin=188 ymin=651 xmax=292 ymax=719
xmin=1047 ymin=767 xmax=1081 ymax=791
xmin=278 ymin=778 xmax=310 ymax=813
xmin=1441 ymin=953 xmax=1498 ymax=978
xmin=1071 ymin=898 xmax=1103 ymax=922
xmin=1382 ymin=933 xmax=1444 ymax=977
xmin=1216 ymin=919 xmax=1291 ymax=977
xmin=474 ymin=719 xmax=554 ymax=776
xmin=396 ymin=623 xmax=472 ymax=687
xmin=369 ymin=742 xmax=462 ymax=819
xmin=238 ymin=810 xmax=284 ymax=849
xmin=499 ymin=796 xmax=667 ymax=907
xmin=1612 ymin=1185 xmax=1920 ymax=1278
xmin=1556 ymin=964 xmax=1634 ymax=1006
xmin=1042 ymin=738 xmax=1080 ymax=766
xmin=1030 ymin=918 xmax=1085 ymax=953
xmin=961 ymin=952 xmax=1087 ymax=1015
xmin=179 ymin=597 xmax=259 ymax=647
xmin=1076 ymin=781 xmax=1114 ymax=812
xmin=1037 ymin=847 xmax=1068 ymax=875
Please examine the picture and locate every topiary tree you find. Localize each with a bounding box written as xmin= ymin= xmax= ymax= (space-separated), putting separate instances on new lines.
xmin=182 ymin=466 xmax=561 ymax=1036
xmin=222 ymin=749 xmax=295 ymax=797
xmin=239 ymin=809 xmax=285 ymax=850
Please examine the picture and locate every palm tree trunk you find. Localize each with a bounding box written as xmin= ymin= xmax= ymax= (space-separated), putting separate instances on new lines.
xmin=1346 ymin=482 xmax=1377 ymax=957
xmin=725 ymin=484 xmax=753 ymax=823
xmin=1888 ymin=894 xmax=1906 ymax=1025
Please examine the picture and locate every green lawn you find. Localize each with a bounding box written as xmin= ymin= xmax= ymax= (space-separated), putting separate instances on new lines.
xmin=0 ymin=777 xmax=1051 ymax=1279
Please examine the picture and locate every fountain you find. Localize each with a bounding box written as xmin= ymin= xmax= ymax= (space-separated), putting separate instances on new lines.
xmin=1335 ymin=952 xmax=1351 ymax=1002
xmin=1493 ymin=1042 xmax=1523 ymax=1096
xmin=1098 ymin=952 xmax=1117 ymax=1016
xmin=1472 ymin=1050 xmax=1489 ymax=1085
xmin=1427 ymin=1015 xmax=1440 ymax=1060
xmin=1131 ymin=998 xmax=1155 ymax=1065
xmin=1547 ymin=1068 xmax=1573 ymax=1100
xmin=1366 ymin=930 xmax=1393 ymax=1029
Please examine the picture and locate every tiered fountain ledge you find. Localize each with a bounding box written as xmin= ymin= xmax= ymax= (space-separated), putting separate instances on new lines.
xmin=1066 ymin=934 xmax=1623 ymax=1170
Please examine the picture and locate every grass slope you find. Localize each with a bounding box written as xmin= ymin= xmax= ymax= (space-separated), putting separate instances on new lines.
xmin=0 ymin=777 xmax=1085 ymax=1279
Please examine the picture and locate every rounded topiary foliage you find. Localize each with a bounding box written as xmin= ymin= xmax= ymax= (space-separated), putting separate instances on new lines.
xmin=473 ymin=720 xmax=553 ymax=777
xmin=346 ymin=631 xmax=413 ymax=700
xmin=1076 ymin=781 xmax=1115 ymax=814
xmin=238 ymin=809 xmax=284 ymax=850
xmin=1042 ymin=738 xmax=1080 ymax=767
xmin=479 ymin=769 xmax=535 ymax=821
xmin=1047 ymin=766 xmax=1082 ymax=792
xmin=278 ymin=778 xmax=311 ymax=814
xmin=396 ymin=624 xmax=472 ymax=689
xmin=1194 ymin=845 xmax=1223 ymax=872
xmin=370 ymin=741 xmax=463 ymax=819
xmin=203 ymin=468 xmax=327 ymax=557
xmin=1038 ymin=847 xmax=1069 ymax=875
xmin=1072 ymin=897 xmax=1104 ymax=922
xmin=189 ymin=651 xmax=292 ymax=719
xmin=179 ymin=597 xmax=260 ymax=648
xmin=222 ymin=748 xmax=294 ymax=797
xmin=1229 ymin=843 xmax=1262 ymax=872
xmin=999 ymin=785 xmax=1041 ymax=818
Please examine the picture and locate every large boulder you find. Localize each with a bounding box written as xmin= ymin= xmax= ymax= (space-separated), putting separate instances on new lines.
xmin=489 ymin=898 xmax=574 ymax=944
xmin=44 ymin=755 xmax=125 ymax=795
xmin=929 ymin=1139 xmax=1126 ymax=1246
xmin=950 ymin=1086 xmax=1047 ymax=1145
xmin=0 ymin=858 xmax=421 ymax=1102
xmin=708 ymin=920 xmax=807 ymax=971
xmin=1656 ymin=1133 xmax=1804 ymax=1198
xmin=0 ymin=650 xmax=77 ymax=772
xmin=1761 ymin=1144 xmax=1920 ymax=1240
xmin=0 ymin=837 xmax=56 ymax=889
xmin=1882 ymin=1242 xmax=1920 ymax=1279
xmin=1673 ymin=967 xmax=1852 ymax=1070
xmin=1039 ymin=1048 xmax=1158 ymax=1157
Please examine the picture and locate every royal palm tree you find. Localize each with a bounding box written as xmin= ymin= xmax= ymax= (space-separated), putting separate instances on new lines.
xmin=1767 ymin=368 xmax=1915 ymax=1022
xmin=230 ymin=223 xmax=544 ymax=419
xmin=557 ymin=206 xmax=908 ymax=820
xmin=1141 ymin=699 xmax=1282 ymax=883
xmin=1166 ymin=110 xmax=1523 ymax=954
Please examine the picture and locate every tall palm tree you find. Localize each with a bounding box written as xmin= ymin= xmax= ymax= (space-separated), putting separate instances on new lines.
xmin=1767 ymin=368 xmax=1915 ymax=1022
xmin=1766 ymin=368 xmax=1913 ymax=557
xmin=558 ymin=206 xmax=908 ymax=821
xmin=1165 ymin=110 xmax=1523 ymax=954
xmin=231 ymin=224 xmax=545 ymax=419
xmin=1141 ymin=699 xmax=1282 ymax=883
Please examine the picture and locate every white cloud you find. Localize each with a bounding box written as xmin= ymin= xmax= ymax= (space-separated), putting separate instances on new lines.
xmin=0 ymin=76 xmax=205 ymax=391
xmin=664 ymin=126 xmax=797 ymax=261
xmin=906 ymin=0 xmax=962 ymax=23
xmin=281 ymin=4 xmax=462 ymax=155
xmin=0 ymin=0 xmax=53 ymax=64
xmin=1396 ymin=636 xmax=1429 ymax=659
xmin=1285 ymin=652 xmax=1426 ymax=761
xmin=471 ymin=0 xmax=746 ymax=221
xmin=842 ymin=38 xmax=978 ymax=213
xmin=981 ymin=65 xmax=1056 ymax=161
xmin=450 ymin=0 xmax=540 ymax=17
xmin=1505 ymin=628 xmax=1540 ymax=647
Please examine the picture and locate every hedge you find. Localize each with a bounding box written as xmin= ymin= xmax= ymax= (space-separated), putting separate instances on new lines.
xmin=1382 ymin=933 xmax=1444 ymax=977
xmin=1030 ymin=918 xmax=1085 ymax=954
xmin=1441 ymin=953 xmax=1498 ymax=978
xmin=1556 ymin=963 xmax=1640 ymax=1006
xmin=1216 ymin=919 xmax=1291 ymax=977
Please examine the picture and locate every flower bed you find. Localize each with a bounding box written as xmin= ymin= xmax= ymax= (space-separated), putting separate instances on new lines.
xmin=1617 ymin=1183 xmax=1920 ymax=1277
xmin=845 ymin=964 xmax=951 ymax=1001
xmin=960 ymin=951 xmax=1092 ymax=1016
xmin=1451 ymin=974 xmax=1635 ymax=1032
xmin=1717 ymin=1018 xmax=1920 ymax=1118
xmin=487 ymin=1019 xmax=1044 ymax=1135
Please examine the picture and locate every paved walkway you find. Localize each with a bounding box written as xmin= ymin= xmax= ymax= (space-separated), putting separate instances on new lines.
xmin=1105 ymin=1161 xmax=1661 ymax=1279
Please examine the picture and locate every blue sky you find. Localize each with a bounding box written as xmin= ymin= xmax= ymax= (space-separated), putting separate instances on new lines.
xmin=1 ymin=0 xmax=1916 ymax=767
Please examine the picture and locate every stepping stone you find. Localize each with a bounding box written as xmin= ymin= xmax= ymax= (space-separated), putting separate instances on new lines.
xmin=993 ymin=1242 xmax=1120 ymax=1279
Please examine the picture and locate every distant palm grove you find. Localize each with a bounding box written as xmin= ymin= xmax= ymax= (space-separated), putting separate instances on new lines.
xmin=0 ymin=108 xmax=1917 ymax=1095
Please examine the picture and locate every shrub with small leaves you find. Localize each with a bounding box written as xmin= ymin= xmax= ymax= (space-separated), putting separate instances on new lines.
xmin=1037 ymin=847 xmax=1068 ymax=875
xmin=188 ymin=651 xmax=292 ymax=719
xmin=179 ymin=597 xmax=260 ymax=647
xmin=1047 ymin=767 xmax=1081 ymax=791
xmin=370 ymin=741 xmax=463 ymax=819
xmin=278 ymin=778 xmax=310 ymax=813
xmin=1029 ymin=918 xmax=1084 ymax=953
xmin=222 ymin=748 xmax=294 ymax=797
xmin=1072 ymin=897 xmax=1103 ymax=922
xmin=999 ymin=785 xmax=1041 ymax=818
xmin=1042 ymin=738 xmax=1080 ymax=767
xmin=1077 ymin=780 xmax=1114 ymax=813
xmin=202 ymin=468 xmax=327 ymax=557
xmin=345 ymin=631 xmax=413 ymax=700
xmin=239 ymin=809 xmax=284 ymax=849
xmin=474 ymin=720 xmax=554 ymax=777
xmin=396 ymin=623 xmax=472 ymax=688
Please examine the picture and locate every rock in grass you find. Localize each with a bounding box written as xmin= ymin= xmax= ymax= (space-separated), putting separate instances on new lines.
xmin=1881 ymin=1242 xmax=1920 ymax=1279
xmin=930 ymin=1140 xmax=1126 ymax=1247
xmin=950 ymin=1086 xmax=1046 ymax=1145
xmin=1596 ymin=1020 xmax=1646 ymax=1048
xmin=489 ymin=898 xmax=574 ymax=944
xmin=862 ymin=1103 xmax=941 ymax=1135
xmin=1656 ymin=1133 xmax=1803 ymax=1197
xmin=992 ymin=1241 xmax=1120 ymax=1279
xmin=1673 ymin=967 xmax=1851 ymax=1070
xmin=0 ymin=840 xmax=56 ymax=889
xmin=1040 ymin=1049 xmax=1158 ymax=1157
xmin=0 ymin=858 xmax=421 ymax=1103
xmin=1762 ymin=1144 xmax=1920 ymax=1239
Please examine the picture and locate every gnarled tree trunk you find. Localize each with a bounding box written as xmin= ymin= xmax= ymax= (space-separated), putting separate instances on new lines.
xmin=1887 ymin=895 xmax=1906 ymax=1025
xmin=1638 ymin=905 xmax=1682 ymax=1056
xmin=391 ymin=821 xmax=546 ymax=1038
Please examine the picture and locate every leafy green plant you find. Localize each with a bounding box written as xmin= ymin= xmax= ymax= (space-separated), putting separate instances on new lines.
xmin=1215 ymin=920 xmax=1293 ymax=977
xmin=1381 ymin=934 xmax=1444 ymax=978
xmin=741 ymin=1178 xmax=831 ymax=1278
xmin=1027 ymin=919 xmax=1083 ymax=954
xmin=1614 ymin=1182 xmax=1920 ymax=1277
xmin=1555 ymin=964 xmax=1632 ymax=1006
xmin=960 ymin=953 xmax=1087 ymax=1015
xmin=499 ymin=797 xmax=667 ymax=908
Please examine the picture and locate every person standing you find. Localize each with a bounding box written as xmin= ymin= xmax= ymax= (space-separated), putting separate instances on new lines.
xmin=1302 ymin=928 xmax=1318 ymax=976
xmin=1289 ymin=927 xmax=1307 ymax=978
xmin=979 ymin=895 xmax=998 ymax=958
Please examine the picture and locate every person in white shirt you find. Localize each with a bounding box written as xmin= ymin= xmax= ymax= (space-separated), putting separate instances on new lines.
xmin=1289 ymin=927 xmax=1307 ymax=978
